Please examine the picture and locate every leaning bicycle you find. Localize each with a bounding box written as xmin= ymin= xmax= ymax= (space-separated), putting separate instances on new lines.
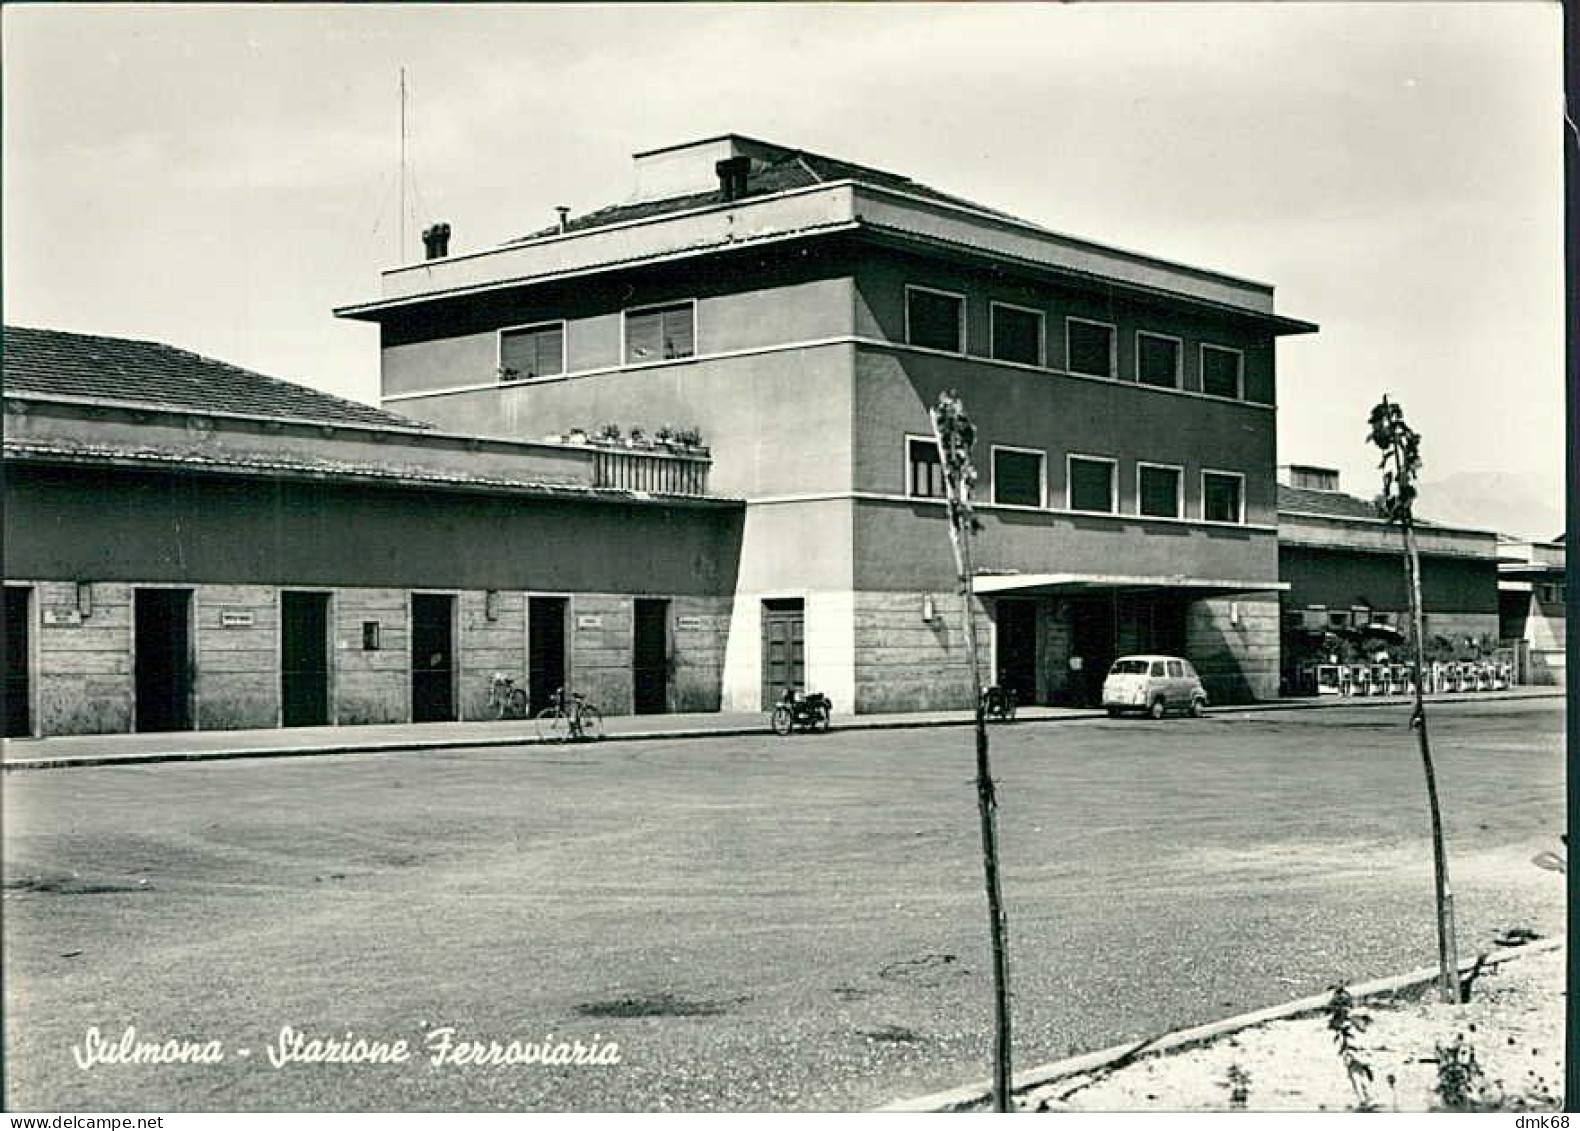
xmin=535 ymin=686 xmax=604 ymax=743
xmin=487 ymin=672 xmax=529 ymax=719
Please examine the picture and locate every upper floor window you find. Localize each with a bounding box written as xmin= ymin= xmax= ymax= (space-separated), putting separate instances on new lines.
xmin=990 ymin=303 xmax=1043 ymax=367
xmin=906 ymin=286 xmax=965 ymax=354
xmin=992 ymin=447 xmax=1044 ymax=508
xmin=1066 ymin=318 xmax=1115 ymax=379
xmin=1202 ymin=470 xmax=1245 ymax=524
xmin=1138 ymin=462 xmax=1183 ymax=518
xmin=907 ymin=436 xmax=945 ymax=499
xmin=1201 ymin=344 xmax=1244 ymax=399
xmin=625 ymin=302 xmax=695 ymax=364
xmin=1137 ymin=332 xmax=1182 ymax=389
xmin=499 ymin=321 xmax=565 ymax=382
xmin=1067 ymin=454 xmax=1117 ymax=514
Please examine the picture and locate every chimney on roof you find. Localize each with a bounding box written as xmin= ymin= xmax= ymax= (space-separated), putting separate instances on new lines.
xmin=421 ymin=222 xmax=452 ymax=260
xmin=555 ymin=206 xmax=570 ymax=234
xmin=715 ymin=156 xmax=751 ymax=202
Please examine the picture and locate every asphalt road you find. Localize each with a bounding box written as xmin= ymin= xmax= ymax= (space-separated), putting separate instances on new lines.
xmin=2 ymin=698 xmax=1566 ymax=1112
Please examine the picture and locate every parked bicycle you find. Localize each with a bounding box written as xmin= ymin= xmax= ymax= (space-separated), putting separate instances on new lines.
xmin=487 ymin=672 xmax=529 ymax=719
xmin=535 ymin=686 xmax=604 ymax=743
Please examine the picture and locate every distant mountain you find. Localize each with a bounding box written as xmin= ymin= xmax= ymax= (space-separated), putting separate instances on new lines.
xmin=1417 ymin=470 xmax=1564 ymax=541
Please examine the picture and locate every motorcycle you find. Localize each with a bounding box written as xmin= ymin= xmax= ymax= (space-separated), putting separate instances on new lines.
xmin=771 ymin=689 xmax=832 ymax=735
xmin=980 ymin=684 xmax=1017 ymax=722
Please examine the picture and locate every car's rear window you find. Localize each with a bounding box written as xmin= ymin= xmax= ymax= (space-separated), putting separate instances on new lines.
xmin=1110 ymin=660 xmax=1148 ymax=675
xmin=1167 ymin=661 xmax=1184 ymax=677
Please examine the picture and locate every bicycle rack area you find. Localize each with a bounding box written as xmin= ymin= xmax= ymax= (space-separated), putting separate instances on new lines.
xmin=1294 ymin=660 xmax=1511 ymax=698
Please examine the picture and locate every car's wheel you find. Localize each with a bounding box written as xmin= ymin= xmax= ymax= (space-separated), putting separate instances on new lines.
xmin=1106 ymin=707 xmax=1123 ymax=719
xmin=1148 ymin=697 xmax=1167 ymax=721
xmin=771 ymin=706 xmax=793 ymax=736
xmin=1189 ymin=697 xmax=1207 ymax=718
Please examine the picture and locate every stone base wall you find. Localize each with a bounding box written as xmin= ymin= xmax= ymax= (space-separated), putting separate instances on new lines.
xmin=457 ymin=589 xmax=527 ymax=722
xmin=569 ymin=593 xmax=634 ymax=717
xmin=850 ymin=589 xmax=1283 ymax=712
xmin=670 ymin=596 xmax=731 ymax=713
xmin=195 ymin=585 xmax=279 ymax=729
xmin=334 ymin=588 xmax=409 ymax=725
xmin=853 ymin=590 xmax=992 ymax=714
xmin=8 ymin=581 xmax=732 ymax=736
xmin=31 ymin=581 xmax=134 ymax=736
xmin=1185 ymin=593 xmax=1281 ymax=704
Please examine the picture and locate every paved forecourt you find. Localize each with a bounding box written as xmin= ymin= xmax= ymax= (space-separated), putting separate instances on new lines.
xmin=2 ymin=697 xmax=1564 ymax=1111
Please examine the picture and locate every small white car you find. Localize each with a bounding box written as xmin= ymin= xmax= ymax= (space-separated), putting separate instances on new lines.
xmin=1102 ymin=655 xmax=1208 ymax=719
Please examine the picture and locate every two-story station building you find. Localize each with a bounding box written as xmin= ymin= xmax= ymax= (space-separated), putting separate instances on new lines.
xmin=336 ymin=134 xmax=1318 ymax=711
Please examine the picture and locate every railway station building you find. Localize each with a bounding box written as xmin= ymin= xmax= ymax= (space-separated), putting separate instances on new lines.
xmin=336 ymin=133 xmax=1319 ymax=715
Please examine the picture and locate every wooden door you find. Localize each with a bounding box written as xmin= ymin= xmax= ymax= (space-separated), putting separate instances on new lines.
xmin=761 ymin=599 xmax=805 ymax=709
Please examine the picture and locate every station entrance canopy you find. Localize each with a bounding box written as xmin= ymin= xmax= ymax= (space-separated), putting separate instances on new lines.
xmin=971 ymin=572 xmax=1290 ymax=598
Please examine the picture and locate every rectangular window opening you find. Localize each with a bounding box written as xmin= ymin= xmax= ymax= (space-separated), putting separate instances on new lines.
xmin=906 ymin=287 xmax=965 ymax=353
xmin=990 ymin=303 xmax=1042 ymax=366
xmin=1202 ymin=471 xmax=1244 ymax=524
xmin=625 ymin=303 xmax=695 ymax=364
xmin=992 ymin=448 xmax=1044 ymax=508
xmin=499 ymin=322 xmax=565 ymax=381
xmin=1137 ymin=332 xmax=1182 ymax=389
xmin=1068 ymin=456 xmax=1116 ymax=514
xmin=1138 ymin=464 xmax=1182 ymax=518
xmin=1201 ymin=344 xmax=1243 ymax=399
xmin=907 ymin=437 xmax=945 ymax=499
xmin=1066 ymin=319 xmax=1115 ymax=379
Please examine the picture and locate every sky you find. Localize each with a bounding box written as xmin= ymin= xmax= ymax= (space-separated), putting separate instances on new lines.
xmin=2 ymin=2 xmax=1566 ymax=519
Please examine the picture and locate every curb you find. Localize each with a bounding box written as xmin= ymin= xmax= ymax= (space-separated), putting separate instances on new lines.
xmin=2 ymin=689 xmax=1562 ymax=772
xmin=875 ymin=935 xmax=1566 ymax=1113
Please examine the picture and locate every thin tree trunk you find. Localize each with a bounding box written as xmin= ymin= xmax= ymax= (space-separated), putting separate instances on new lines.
xmin=934 ymin=441 xmax=1013 ymax=1111
xmin=1403 ymin=516 xmax=1461 ymax=1003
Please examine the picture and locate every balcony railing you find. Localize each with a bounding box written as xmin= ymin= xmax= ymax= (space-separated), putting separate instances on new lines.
xmin=592 ymin=447 xmax=710 ymax=496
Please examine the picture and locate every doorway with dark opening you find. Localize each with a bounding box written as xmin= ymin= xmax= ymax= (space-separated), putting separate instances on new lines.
xmin=994 ymin=598 xmax=1038 ymax=706
xmin=135 ymin=588 xmax=193 ymax=732
xmin=4 ymin=587 xmax=32 ymax=737
xmin=410 ymin=594 xmax=456 ymax=723
xmin=633 ymin=599 xmax=669 ymax=715
xmin=1068 ymin=596 xmax=1116 ymax=707
xmin=281 ymin=591 xmax=331 ymax=727
xmin=528 ymin=596 xmax=568 ymax=716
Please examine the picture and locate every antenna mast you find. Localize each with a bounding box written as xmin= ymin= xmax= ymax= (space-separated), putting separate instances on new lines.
xmin=399 ymin=66 xmax=407 ymax=262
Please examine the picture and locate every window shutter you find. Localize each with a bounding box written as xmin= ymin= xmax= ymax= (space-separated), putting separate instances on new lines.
xmin=626 ymin=311 xmax=662 ymax=362
xmin=501 ymin=324 xmax=564 ymax=380
xmin=661 ymin=306 xmax=695 ymax=359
